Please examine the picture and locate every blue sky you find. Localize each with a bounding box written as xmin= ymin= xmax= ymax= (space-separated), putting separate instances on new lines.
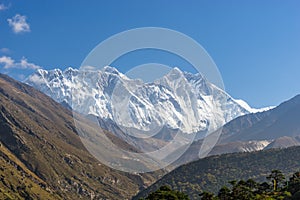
xmin=0 ymin=0 xmax=299 ymax=108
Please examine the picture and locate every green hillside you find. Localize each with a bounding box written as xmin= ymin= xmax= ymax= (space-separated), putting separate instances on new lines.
xmin=135 ymin=146 xmax=300 ymax=199
xmin=0 ymin=142 xmax=61 ymax=200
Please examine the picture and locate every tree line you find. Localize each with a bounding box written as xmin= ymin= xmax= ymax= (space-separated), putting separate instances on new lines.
xmin=142 ymin=170 xmax=300 ymax=200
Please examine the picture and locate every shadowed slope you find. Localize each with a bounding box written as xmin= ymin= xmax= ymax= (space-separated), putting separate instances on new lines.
xmin=0 ymin=74 xmax=157 ymax=199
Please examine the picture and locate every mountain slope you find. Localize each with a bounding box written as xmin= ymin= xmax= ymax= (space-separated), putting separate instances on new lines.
xmin=264 ymin=136 xmax=300 ymax=149
xmin=0 ymin=73 xmax=158 ymax=199
xmin=134 ymin=146 xmax=300 ymax=200
xmin=25 ymin=67 xmax=251 ymax=136
xmin=0 ymin=142 xmax=61 ymax=200
xmin=220 ymin=94 xmax=300 ymax=142
xmin=172 ymin=94 xmax=300 ymax=166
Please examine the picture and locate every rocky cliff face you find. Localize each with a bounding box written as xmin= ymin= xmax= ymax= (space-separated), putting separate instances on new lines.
xmin=0 ymin=73 xmax=158 ymax=199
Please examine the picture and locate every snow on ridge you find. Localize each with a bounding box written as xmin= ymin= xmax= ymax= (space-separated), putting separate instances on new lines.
xmin=25 ymin=66 xmax=267 ymax=134
xmin=234 ymin=99 xmax=275 ymax=113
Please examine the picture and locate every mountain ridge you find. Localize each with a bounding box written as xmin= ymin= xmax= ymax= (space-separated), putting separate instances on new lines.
xmin=25 ymin=66 xmax=271 ymax=137
xmin=0 ymin=73 xmax=159 ymax=199
xmin=171 ymin=94 xmax=300 ymax=165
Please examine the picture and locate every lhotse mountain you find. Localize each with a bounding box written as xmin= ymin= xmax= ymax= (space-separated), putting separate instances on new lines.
xmin=25 ymin=66 xmax=269 ymax=138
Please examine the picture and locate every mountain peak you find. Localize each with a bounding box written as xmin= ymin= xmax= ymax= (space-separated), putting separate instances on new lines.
xmin=63 ymin=67 xmax=79 ymax=78
xmin=63 ymin=66 xmax=78 ymax=73
xmin=102 ymin=66 xmax=121 ymax=75
xmin=36 ymin=68 xmax=48 ymax=76
xmin=164 ymin=67 xmax=184 ymax=80
xmin=169 ymin=67 xmax=183 ymax=74
xmin=25 ymin=66 xmax=254 ymax=134
xmin=183 ymin=71 xmax=204 ymax=81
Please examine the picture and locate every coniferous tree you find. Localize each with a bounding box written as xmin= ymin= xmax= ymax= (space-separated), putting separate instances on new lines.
xmin=267 ymin=170 xmax=285 ymax=191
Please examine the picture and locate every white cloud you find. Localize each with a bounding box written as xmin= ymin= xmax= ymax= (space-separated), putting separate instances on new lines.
xmin=7 ymin=14 xmax=31 ymax=34
xmin=19 ymin=57 xmax=40 ymax=69
xmin=0 ymin=56 xmax=14 ymax=68
xmin=0 ymin=56 xmax=40 ymax=70
xmin=0 ymin=48 xmax=11 ymax=54
xmin=0 ymin=3 xmax=8 ymax=11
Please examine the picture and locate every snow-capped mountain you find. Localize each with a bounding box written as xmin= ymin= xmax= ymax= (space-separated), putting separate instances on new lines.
xmin=25 ymin=66 xmax=258 ymax=135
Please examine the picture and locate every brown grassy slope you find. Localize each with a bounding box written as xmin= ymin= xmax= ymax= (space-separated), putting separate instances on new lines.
xmin=0 ymin=74 xmax=156 ymax=199
xmin=0 ymin=142 xmax=61 ymax=200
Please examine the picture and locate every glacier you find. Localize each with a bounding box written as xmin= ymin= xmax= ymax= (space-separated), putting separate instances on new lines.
xmin=25 ymin=66 xmax=263 ymax=136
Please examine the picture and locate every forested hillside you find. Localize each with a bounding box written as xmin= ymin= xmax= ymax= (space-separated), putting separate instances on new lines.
xmin=135 ymin=146 xmax=300 ymax=199
xmin=141 ymin=170 xmax=300 ymax=200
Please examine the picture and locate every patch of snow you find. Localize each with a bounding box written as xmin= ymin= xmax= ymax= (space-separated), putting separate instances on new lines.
xmin=25 ymin=66 xmax=263 ymax=134
xmin=234 ymin=99 xmax=275 ymax=113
